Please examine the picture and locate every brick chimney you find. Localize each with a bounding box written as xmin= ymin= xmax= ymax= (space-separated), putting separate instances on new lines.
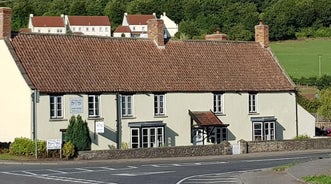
xmin=147 ymin=19 xmax=165 ymax=47
xmin=255 ymin=20 xmax=269 ymax=48
xmin=205 ymin=28 xmax=227 ymax=41
xmin=0 ymin=7 xmax=12 ymax=39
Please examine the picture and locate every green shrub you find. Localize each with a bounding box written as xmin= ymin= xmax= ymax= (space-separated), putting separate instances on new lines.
xmin=294 ymin=134 xmax=311 ymax=140
xmin=10 ymin=137 xmax=34 ymax=156
xmin=62 ymin=141 xmax=75 ymax=160
xmin=65 ymin=115 xmax=91 ymax=151
xmin=9 ymin=138 xmax=46 ymax=157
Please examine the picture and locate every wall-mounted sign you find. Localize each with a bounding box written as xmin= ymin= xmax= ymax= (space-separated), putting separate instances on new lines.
xmin=47 ymin=139 xmax=62 ymax=150
xmin=70 ymin=97 xmax=83 ymax=114
xmin=96 ymin=121 xmax=105 ymax=133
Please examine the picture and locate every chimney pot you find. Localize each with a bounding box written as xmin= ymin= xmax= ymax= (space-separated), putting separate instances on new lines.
xmin=0 ymin=7 xmax=12 ymax=39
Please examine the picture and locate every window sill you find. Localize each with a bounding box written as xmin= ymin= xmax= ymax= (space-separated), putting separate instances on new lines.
xmin=154 ymin=115 xmax=168 ymax=118
xmin=88 ymin=117 xmax=104 ymax=121
xmin=214 ymin=113 xmax=226 ymax=116
xmin=248 ymin=112 xmax=260 ymax=115
xmin=122 ymin=116 xmax=136 ymax=119
xmin=49 ymin=118 xmax=68 ymax=122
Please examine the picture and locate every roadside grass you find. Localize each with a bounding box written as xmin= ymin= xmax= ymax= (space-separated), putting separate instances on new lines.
xmin=272 ymin=162 xmax=298 ymax=172
xmin=303 ymin=175 xmax=331 ymax=184
xmin=0 ymin=153 xmax=34 ymax=160
xmin=270 ymin=38 xmax=331 ymax=79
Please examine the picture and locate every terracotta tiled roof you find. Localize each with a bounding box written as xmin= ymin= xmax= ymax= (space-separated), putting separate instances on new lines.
xmin=189 ymin=111 xmax=228 ymax=127
xmin=10 ymin=34 xmax=295 ymax=93
xmin=127 ymin=14 xmax=156 ymax=25
xmin=68 ymin=16 xmax=110 ymax=26
xmin=32 ymin=16 xmax=65 ymax=27
xmin=114 ymin=26 xmax=131 ymax=33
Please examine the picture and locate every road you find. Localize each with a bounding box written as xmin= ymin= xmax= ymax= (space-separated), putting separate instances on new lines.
xmin=0 ymin=150 xmax=330 ymax=184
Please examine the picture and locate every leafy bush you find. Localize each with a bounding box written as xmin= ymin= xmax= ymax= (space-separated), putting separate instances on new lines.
xmin=9 ymin=138 xmax=46 ymax=157
xmin=65 ymin=115 xmax=91 ymax=152
xmin=294 ymin=134 xmax=311 ymax=140
xmin=62 ymin=141 xmax=75 ymax=160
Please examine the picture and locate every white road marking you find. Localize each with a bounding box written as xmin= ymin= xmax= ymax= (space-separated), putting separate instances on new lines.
xmin=142 ymin=161 xmax=228 ymax=168
xmin=113 ymin=171 xmax=175 ymax=177
xmin=242 ymin=156 xmax=309 ymax=162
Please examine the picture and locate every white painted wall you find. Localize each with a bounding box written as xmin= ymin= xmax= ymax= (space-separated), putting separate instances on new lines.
xmin=298 ymin=104 xmax=315 ymax=137
xmin=30 ymin=27 xmax=66 ymax=34
xmin=69 ymin=25 xmax=111 ymax=37
xmin=0 ymin=40 xmax=32 ymax=142
xmin=34 ymin=91 xmax=311 ymax=150
xmin=160 ymin=12 xmax=178 ymax=37
xmin=113 ymin=32 xmax=131 ymax=38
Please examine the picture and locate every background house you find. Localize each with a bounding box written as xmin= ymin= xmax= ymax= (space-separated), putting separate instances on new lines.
xmin=114 ymin=12 xmax=178 ymax=38
xmin=65 ymin=15 xmax=111 ymax=37
xmin=28 ymin=14 xmax=111 ymax=37
xmin=0 ymin=7 xmax=315 ymax=150
xmin=28 ymin=14 xmax=66 ymax=34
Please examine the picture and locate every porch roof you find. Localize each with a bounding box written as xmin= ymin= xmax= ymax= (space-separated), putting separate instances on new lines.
xmin=189 ymin=110 xmax=229 ymax=127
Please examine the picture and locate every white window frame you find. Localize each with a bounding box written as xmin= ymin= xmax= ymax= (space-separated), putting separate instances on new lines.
xmin=253 ymin=122 xmax=263 ymax=141
xmin=154 ymin=94 xmax=165 ymax=116
xmin=213 ymin=93 xmax=223 ymax=114
xmin=264 ymin=121 xmax=275 ymax=141
xmin=122 ymin=95 xmax=133 ymax=117
xmin=141 ymin=127 xmax=164 ymax=148
xmin=131 ymin=128 xmax=140 ymax=148
xmin=88 ymin=95 xmax=100 ymax=117
xmin=50 ymin=95 xmax=63 ymax=119
xmin=249 ymin=93 xmax=257 ymax=113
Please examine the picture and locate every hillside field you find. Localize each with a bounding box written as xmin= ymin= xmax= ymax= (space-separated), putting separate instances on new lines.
xmin=270 ymin=39 xmax=331 ymax=79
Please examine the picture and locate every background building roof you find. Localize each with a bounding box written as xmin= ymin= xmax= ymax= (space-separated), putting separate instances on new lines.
xmin=31 ymin=16 xmax=65 ymax=27
xmin=67 ymin=16 xmax=110 ymax=26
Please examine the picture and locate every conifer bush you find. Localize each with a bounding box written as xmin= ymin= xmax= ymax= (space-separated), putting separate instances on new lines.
xmin=65 ymin=115 xmax=91 ymax=152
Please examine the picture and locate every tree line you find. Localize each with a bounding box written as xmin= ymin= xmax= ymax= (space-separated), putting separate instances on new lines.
xmin=1 ymin=0 xmax=330 ymax=40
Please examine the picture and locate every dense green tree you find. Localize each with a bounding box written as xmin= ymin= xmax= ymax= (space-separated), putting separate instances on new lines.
xmin=126 ymin=0 xmax=161 ymax=15
xmin=104 ymin=0 xmax=127 ymax=30
xmin=318 ymin=88 xmax=331 ymax=120
xmin=85 ymin=0 xmax=103 ymax=16
xmin=65 ymin=115 xmax=91 ymax=151
xmin=69 ymin=0 xmax=87 ymax=15
xmin=11 ymin=0 xmax=33 ymax=31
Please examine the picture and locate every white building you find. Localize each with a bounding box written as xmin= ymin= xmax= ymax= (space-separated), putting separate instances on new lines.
xmin=28 ymin=14 xmax=111 ymax=37
xmin=28 ymin=14 xmax=66 ymax=34
xmin=65 ymin=16 xmax=111 ymax=37
xmin=0 ymin=7 xmax=315 ymax=150
xmin=114 ymin=12 xmax=178 ymax=38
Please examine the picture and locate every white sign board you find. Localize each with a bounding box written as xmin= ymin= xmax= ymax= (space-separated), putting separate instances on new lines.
xmin=70 ymin=97 xmax=83 ymax=114
xmin=47 ymin=139 xmax=62 ymax=150
xmin=96 ymin=121 xmax=105 ymax=133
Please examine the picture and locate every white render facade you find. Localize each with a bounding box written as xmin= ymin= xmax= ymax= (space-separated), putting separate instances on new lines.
xmin=31 ymin=91 xmax=313 ymax=150
xmin=0 ymin=40 xmax=33 ymax=142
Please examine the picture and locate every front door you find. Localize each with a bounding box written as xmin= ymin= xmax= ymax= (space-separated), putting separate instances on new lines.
xmin=193 ymin=129 xmax=204 ymax=145
xmin=264 ymin=121 xmax=275 ymax=140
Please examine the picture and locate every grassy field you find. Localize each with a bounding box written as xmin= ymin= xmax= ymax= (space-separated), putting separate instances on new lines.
xmin=270 ymin=39 xmax=331 ymax=79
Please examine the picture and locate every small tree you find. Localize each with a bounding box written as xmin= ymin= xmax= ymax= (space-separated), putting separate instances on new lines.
xmin=65 ymin=115 xmax=91 ymax=151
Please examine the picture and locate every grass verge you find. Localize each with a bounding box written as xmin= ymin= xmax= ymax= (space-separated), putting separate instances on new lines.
xmin=272 ymin=162 xmax=297 ymax=172
xmin=303 ymin=175 xmax=331 ymax=184
xmin=0 ymin=153 xmax=33 ymax=160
